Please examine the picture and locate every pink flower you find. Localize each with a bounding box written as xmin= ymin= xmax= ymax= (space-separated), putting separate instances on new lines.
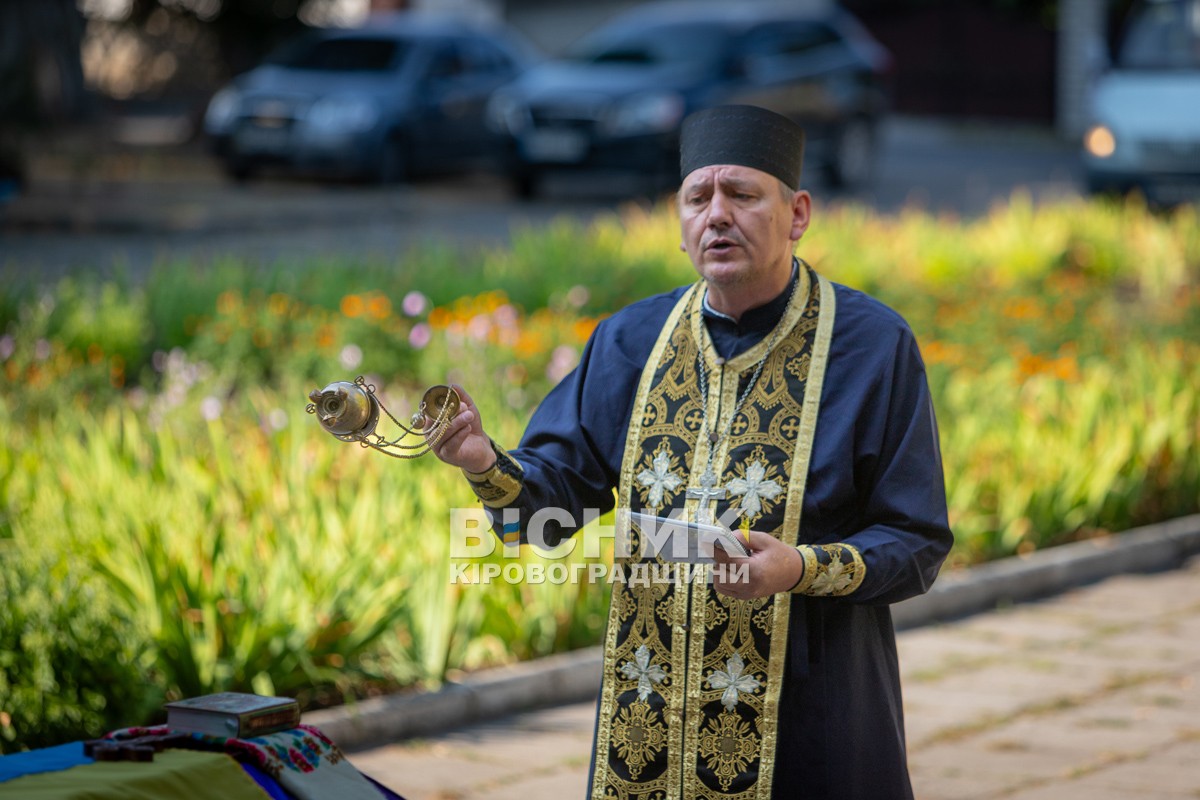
xmin=200 ymin=396 xmax=223 ymax=421
xmin=466 ymin=314 xmax=491 ymax=342
xmin=493 ymin=304 xmax=518 ymax=329
xmin=402 ymin=291 xmax=428 ymax=317
xmin=545 ymin=345 xmax=578 ymax=384
xmin=339 ymin=343 xmax=363 ymax=370
xmin=409 ymin=323 xmax=432 ymax=350
xmin=566 ymin=285 xmax=589 ymax=308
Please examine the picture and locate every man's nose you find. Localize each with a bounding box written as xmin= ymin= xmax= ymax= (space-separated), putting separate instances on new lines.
xmin=706 ymin=191 xmax=732 ymax=228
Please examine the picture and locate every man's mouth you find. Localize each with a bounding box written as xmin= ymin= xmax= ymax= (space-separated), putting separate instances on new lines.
xmin=705 ymin=238 xmax=738 ymax=253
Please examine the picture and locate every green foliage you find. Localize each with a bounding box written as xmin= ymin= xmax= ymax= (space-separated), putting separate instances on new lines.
xmin=0 ymin=193 xmax=1197 ymax=749
xmin=0 ymin=543 xmax=154 ymax=753
xmin=936 ymin=341 xmax=1200 ymax=563
xmin=47 ymin=278 xmax=150 ymax=375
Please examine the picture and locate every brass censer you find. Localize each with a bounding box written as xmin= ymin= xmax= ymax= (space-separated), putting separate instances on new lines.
xmin=306 ymin=376 xmax=460 ymax=459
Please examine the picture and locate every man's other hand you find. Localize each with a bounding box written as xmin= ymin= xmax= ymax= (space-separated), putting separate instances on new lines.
xmin=711 ymin=530 xmax=804 ymax=599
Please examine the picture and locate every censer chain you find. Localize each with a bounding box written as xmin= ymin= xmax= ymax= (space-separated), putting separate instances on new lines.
xmin=360 ymin=392 xmax=456 ymax=459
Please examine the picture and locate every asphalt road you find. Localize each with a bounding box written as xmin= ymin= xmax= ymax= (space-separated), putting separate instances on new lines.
xmin=0 ymin=116 xmax=1083 ymax=281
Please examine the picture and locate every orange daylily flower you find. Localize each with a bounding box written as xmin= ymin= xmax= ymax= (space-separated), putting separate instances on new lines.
xmin=341 ymin=294 xmax=365 ymax=318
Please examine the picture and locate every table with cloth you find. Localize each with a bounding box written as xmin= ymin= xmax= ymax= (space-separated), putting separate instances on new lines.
xmin=0 ymin=724 xmax=405 ymax=800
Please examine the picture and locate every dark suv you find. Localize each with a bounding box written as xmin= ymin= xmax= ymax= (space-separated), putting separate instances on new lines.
xmin=486 ymin=1 xmax=891 ymax=197
xmin=203 ymin=13 xmax=536 ymax=183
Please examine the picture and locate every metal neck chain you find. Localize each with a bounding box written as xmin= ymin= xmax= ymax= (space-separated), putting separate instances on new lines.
xmin=694 ymin=273 xmax=800 ymax=470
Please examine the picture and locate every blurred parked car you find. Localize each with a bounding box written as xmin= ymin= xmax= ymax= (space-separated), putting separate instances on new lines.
xmin=1083 ymin=0 xmax=1200 ymax=203
xmin=485 ymin=0 xmax=891 ymax=198
xmin=203 ymin=13 xmax=537 ymax=182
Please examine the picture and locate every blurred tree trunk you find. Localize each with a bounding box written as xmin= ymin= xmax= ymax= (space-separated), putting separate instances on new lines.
xmin=0 ymin=0 xmax=88 ymax=125
xmin=0 ymin=0 xmax=87 ymax=190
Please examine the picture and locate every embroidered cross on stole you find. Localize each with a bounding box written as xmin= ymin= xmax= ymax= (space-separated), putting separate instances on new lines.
xmin=593 ymin=267 xmax=837 ymax=800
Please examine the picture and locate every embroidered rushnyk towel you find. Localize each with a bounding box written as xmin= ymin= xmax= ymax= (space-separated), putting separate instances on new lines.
xmin=224 ymin=725 xmax=381 ymax=800
xmin=105 ymin=723 xmax=382 ymax=800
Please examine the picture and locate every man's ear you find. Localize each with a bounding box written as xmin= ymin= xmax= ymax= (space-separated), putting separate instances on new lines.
xmin=680 ymin=242 xmax=687 ymax=252
xmin=790 ymin=190 xmax=812 ymax=242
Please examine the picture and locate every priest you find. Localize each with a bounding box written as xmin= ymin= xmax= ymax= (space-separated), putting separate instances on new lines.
xmin=429 ymin=104 xmax=953 ymax=800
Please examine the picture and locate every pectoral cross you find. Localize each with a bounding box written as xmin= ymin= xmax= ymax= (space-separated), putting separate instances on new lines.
xmin=687 ymin=467 xmax=726 ymax=523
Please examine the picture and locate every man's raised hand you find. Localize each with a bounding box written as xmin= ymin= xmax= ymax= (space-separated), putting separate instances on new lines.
xmin=427 ymin=384 xmax=496 ymax=474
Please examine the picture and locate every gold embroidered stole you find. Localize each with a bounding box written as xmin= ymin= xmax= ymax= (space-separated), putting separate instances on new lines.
xmin=591 ymin=269 xmax=836 ymax=800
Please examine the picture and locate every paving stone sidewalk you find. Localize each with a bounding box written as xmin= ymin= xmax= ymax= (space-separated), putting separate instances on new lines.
xmin=348 ymin=556 xmax=1200 ymax=800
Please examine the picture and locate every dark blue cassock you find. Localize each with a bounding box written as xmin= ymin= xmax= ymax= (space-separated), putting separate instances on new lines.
xmin=471 ymin=267 xmax=953 ymax=799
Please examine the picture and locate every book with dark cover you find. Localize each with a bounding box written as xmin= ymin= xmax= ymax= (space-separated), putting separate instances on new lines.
xmin=164 ymin=692 xmax=300 ymax=738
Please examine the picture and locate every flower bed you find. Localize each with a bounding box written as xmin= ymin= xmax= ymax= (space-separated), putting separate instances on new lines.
xmin=1 ymin=194 xmax=1196 ymax=749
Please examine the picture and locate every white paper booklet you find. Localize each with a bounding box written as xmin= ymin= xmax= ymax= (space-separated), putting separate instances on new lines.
xmin=628 ymin=511 xmax=751 ymax=564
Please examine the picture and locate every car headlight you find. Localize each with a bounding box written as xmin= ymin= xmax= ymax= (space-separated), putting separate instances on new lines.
xmin=486 ymin=92 xmax=531 ymax=135
xmin=306 ymin=96 xmax=381 ymax=135
xmin=603 ymin=92 xmax=685 ymax=137
xmin=204 ymin=86 xmax=242 ymax=135
xmin=1084 ymin=124 xmax=1116 ymax=159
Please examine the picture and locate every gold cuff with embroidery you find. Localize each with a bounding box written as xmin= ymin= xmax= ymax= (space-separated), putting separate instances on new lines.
xmin=462 ymin=440 xmax=524 ymax=509
xmin=790 ymin=543 xmax=866 ymax=597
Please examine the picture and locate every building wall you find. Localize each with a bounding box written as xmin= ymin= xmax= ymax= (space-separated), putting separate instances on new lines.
xmin=1058 ymin=0 xmax=1107 ymax=137
xmin=848 ymin=2 xmax=1058 ymax=121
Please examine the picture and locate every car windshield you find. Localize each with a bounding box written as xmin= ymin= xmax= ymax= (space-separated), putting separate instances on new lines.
xmin=567 ymin=22 xmax=730 ymax=67
xmin=265 ymin=35 xmax=406 ymax=72
xmin=1117 ymin=0 xmax=1200 ymax=69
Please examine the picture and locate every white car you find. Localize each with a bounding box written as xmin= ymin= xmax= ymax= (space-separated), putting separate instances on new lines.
xmin=1083 ymin=0 xmax=1200 ymax=203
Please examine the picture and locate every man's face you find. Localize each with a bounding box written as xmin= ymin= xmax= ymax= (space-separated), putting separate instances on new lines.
xmin=678 ymin=165 xmax=810 ymax=290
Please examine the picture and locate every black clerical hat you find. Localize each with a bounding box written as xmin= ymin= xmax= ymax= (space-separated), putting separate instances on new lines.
xmin=679 ymin=105 xmax=806 ymax=189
